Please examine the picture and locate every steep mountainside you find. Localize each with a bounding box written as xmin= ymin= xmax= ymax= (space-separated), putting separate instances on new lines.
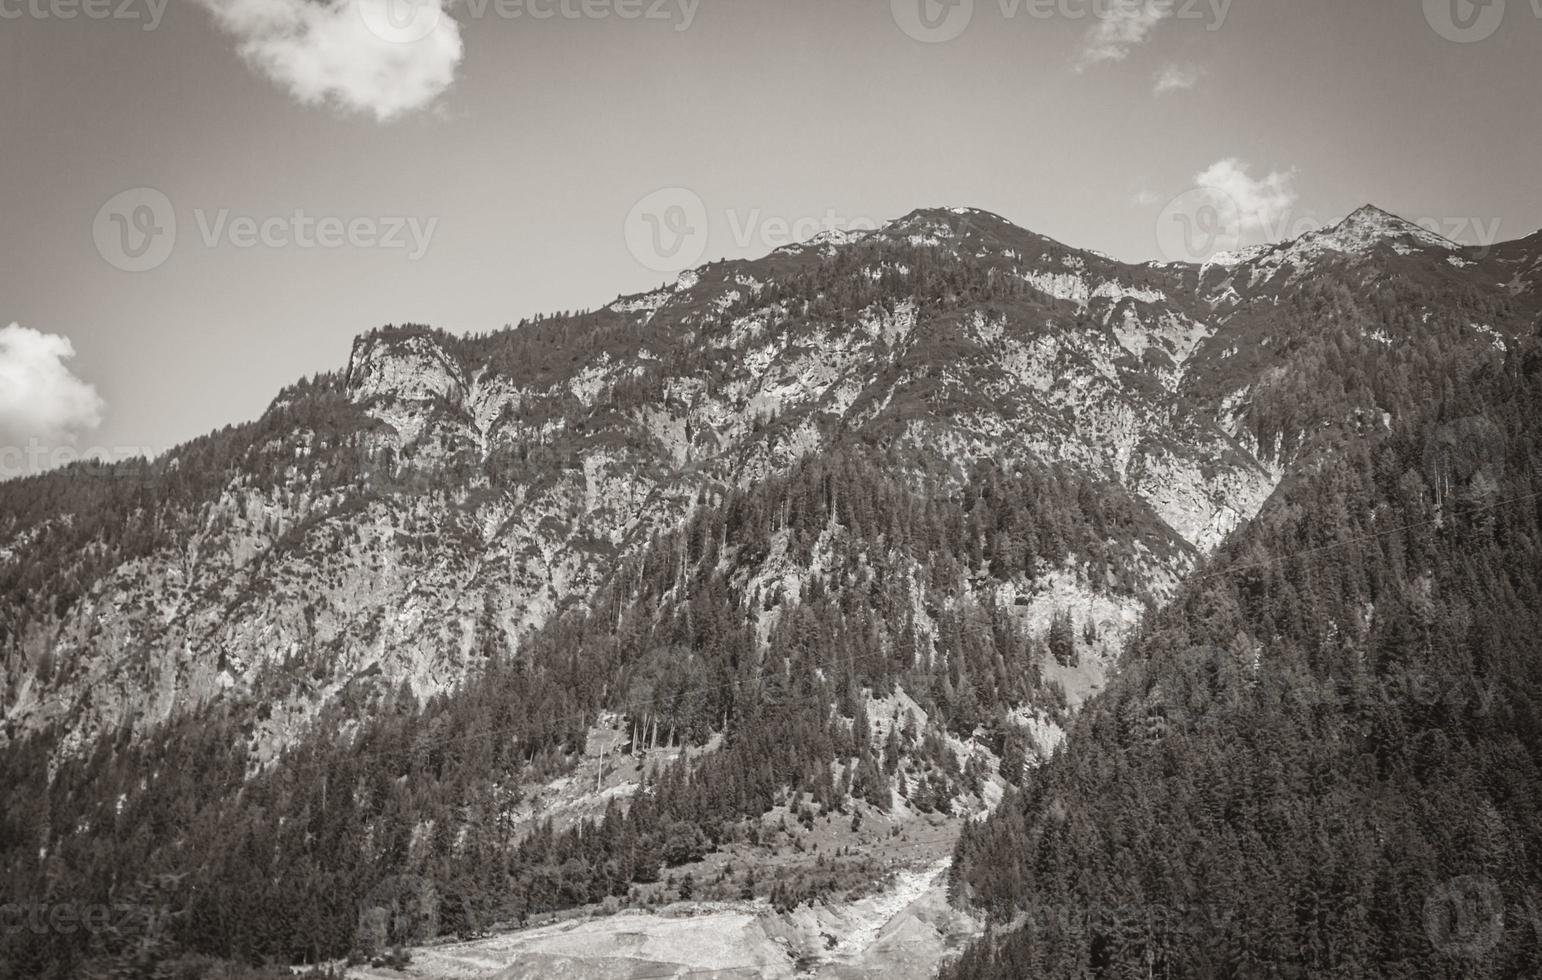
xmin=1 ymin=205 xmax=1540 ymax=979
xmin=945 ymin=329 xmax=1542 ymax=978
xmin=3 ymin=207 xmax=1535 ymax=761
xmin=0 ymin=451 xmax=1130 ymax=974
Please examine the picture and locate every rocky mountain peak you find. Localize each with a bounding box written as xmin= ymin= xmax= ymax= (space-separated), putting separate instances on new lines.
xmin=344 ymin=326 xmax=465 ymax=405
xmin=1314 ymin=204 xmax=1455 ymax=254
xmin=884 ymin=206 xmax=1079 ymax=253
xmin=1200 ymin=205 xmax=1471 ymax=296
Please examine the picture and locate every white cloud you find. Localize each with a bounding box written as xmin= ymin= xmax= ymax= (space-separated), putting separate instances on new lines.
xmin=1078 ymin=0 xmax=1171 ymax=69
xmin=1131 ymin=188 xmax=1164 ymax=207
xmin=193 ymin=0 xmax=464 ymax=122
xmin=1193 ymin=158 xmax=1298 ymax=234
xmin=0 ymin=324 xmax=105 ymax=447
xmin=1154 ymin=62 xmax=1204 ymax=94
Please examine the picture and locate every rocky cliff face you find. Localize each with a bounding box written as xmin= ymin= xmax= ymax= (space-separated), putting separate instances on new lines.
xmin=3 ymin=205 xmax=1535 ymax=757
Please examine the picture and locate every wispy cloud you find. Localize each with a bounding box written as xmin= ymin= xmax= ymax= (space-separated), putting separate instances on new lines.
xmin=0 ymin=323 xmax=104 ymax=447
xmin=1194 ymin=158 xmax=1299 ymax=233
xmin=1078 ymin=0 xmax=1171 ymax=69
xmin=1154 ymin=62 xmax=1205 ymax=95
xmin=1131 ymin=188 xmax=1164 ymax=207
xmin=193 ymin=0 xmax=464 ymax=121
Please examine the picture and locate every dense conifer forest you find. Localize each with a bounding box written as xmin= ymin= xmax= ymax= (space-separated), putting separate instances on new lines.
xmin=0 ymin=447 xmax=1164 ymax=977
xmin=3 ymin=208 xmax=1537 ymax=979
xmin=944 ymin=331 xmax=1542 ymax=979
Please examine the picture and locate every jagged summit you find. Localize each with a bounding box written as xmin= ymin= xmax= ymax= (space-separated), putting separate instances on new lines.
xmin=773 ymin=204 xmax=1497 ymax=283
xmin=896 ymin=204 xmax=1456 ymax=263
xmin=754 ymin=207 xmax=1025 ymax=260
xmin=895 ymin=205 xmax=1015 ymax=227
xmin=1202 ymin=204 xmax=1470 ymax=292
xmin=881 ymin=206 xmax=1036 ymax=244
xmin=1313 ymin=204 xmax=1455 ymax=254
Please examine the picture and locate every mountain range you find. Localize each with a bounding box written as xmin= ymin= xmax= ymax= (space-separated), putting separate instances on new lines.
xmin=2 ymin=203 xmax=1540 ymax=979
xmin=5 ymin=204 xmax=1535 ymax=753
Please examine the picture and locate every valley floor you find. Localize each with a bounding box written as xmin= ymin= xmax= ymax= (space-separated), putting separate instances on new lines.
xmin=344 ymin=853 xmax=977 ymax=980
xmin=338 ymin=699 xmax=1002 ymax=979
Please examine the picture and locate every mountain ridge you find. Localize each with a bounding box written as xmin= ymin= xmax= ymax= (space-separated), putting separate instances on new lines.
xmin=3 ymin=202 xmax=1541 ymax=979
xmin=2 ymin=204 xmax=1537 ymax=758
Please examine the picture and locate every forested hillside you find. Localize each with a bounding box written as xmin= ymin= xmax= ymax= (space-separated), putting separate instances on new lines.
xmin=2 ymin=205 xmax=1538 ymax=978
xmin=945 ymin=328 xmax=1542 ymax=978
xmin=0 ymin=450 xmax=1162 ymax=977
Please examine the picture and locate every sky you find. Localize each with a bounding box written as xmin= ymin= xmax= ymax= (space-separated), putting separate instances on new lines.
xmin=2 ymin=0 xmax=1540 ymax=473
